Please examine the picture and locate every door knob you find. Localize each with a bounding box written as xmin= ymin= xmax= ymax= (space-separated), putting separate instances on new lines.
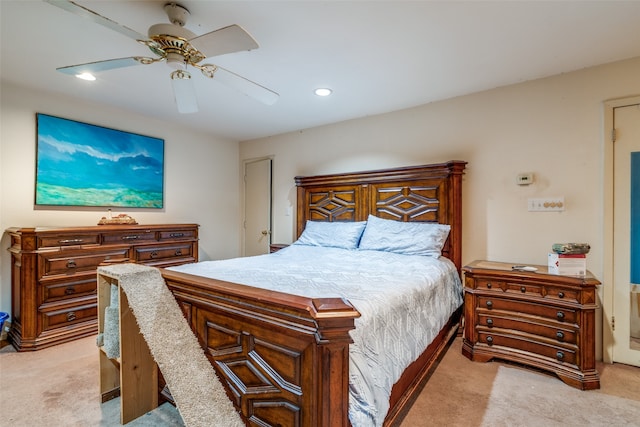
xmin=261 ymin=230 xmax=271 ymax=236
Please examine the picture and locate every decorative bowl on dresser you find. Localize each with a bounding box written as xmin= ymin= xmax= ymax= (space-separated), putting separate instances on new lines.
xmin=462 ymin=260 xmax=601 ymax=390
xmin=6 ymin=224 xmax=198 ymax=351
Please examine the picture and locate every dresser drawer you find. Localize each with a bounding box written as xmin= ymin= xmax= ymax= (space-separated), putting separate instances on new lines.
xmin=477 ymin=330 xmax=578 ymax=366
xmin=102 ymin=230 xmax=157 ymax=245
xmin=40 ymin=277 xmax=96 ymax=304
xmin=134 ymin=243 xmax=194 ymax=264
xmin=477 ymin=313 xmax=578 ymax=344
xmin=39 ymin=247 xmax=130 ymax=278
xmin=477 ymin=296 xmax=578 ymax=324
xmin=41 ymin=301 xmax=97 ymax=331
xmin=38 ymin=233 xmax=100 ymax=248
xmin=158 ymin=229 xmax=197 ymax=241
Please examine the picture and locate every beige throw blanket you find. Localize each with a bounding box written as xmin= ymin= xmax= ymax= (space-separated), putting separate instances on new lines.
xmin=97 ymin=263 xmax=245 ymax=427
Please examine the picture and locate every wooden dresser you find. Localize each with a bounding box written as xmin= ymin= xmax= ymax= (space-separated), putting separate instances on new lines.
xmin=7 ymin=224 xmax=198 ymax=351
xmin=462 ymin=260 xmax=600 ymax=390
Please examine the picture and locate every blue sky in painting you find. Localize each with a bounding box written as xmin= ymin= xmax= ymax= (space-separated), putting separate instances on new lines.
xmin=36 ymin=114 xmax=164 ymax=194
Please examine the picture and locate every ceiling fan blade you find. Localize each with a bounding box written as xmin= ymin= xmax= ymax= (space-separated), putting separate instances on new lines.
xmin=57 ymin=57 xmax=146 ymax=76
xmin=190 ymin=25 xmax=259 ymax=58
xmin=211 ymin=66 xmax=279 ymax=105
xmin=171 ymin=71 xmax=199 ymax=114
xmin=44 ymin=0 xmax=147 ymax=41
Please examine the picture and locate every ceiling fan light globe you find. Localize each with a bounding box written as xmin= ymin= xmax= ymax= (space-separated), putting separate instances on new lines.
xmin=166 ymin=52 xmax=186 ymax=70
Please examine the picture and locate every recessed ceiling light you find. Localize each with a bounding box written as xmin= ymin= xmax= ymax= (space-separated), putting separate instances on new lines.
xmin=314 ymin=88 xmax=332 ymax=97
xmin=76 ymin=73 xmax=96 ymax=81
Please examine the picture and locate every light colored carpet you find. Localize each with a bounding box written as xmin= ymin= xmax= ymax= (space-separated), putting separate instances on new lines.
xmin=0 ymin=336 xmax=183 ymax=426
xmin=97 ymin=263 xmax=244 ymax=427
xmin=2 ymin=334 xmax=640 ymax=426
xmin=480 ymin=365 xmax=640 ymax=427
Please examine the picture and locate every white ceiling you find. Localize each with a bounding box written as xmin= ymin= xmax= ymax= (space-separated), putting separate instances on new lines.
xmin=2 ymin=1 xmax=640 ymax=141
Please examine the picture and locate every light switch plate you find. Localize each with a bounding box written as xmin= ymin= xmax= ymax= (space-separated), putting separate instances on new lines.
xmin=528 ymin=197 xmax=565 ymax=212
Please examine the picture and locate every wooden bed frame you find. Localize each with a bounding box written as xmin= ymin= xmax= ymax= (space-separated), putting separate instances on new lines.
xmin=161 ymin=160 xmax=466 ymax=426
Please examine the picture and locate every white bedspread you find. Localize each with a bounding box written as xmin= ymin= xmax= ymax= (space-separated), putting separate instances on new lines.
xmin=167 ymin=244 xmax=463 ymax=427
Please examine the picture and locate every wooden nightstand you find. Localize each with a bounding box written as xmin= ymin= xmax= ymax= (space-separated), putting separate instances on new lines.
xmin=269 ymin=243 xmax=289 ymax=253
xmin=462 ymin=260 xmax=601 ymax=390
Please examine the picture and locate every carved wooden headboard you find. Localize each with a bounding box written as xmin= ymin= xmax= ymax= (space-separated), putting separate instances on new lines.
xmin=295 ymin=160 xmax=467 ymax=274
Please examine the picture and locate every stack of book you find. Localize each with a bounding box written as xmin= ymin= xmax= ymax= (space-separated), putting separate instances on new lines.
xmin=548 ymin=243 xmax=590 ymax=276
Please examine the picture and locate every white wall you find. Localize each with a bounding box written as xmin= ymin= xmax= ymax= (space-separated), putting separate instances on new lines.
xmin=0 ymin=82 xmax=242 ymax=315
xmin=240 ymin=56 xmax=640 ymax=359
xmin=241 ymin=56 xmax=640 ymax=279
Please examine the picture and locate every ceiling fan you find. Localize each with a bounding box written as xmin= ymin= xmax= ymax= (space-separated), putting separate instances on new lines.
xmin=45 ymin=0 xmax=279 ymax=113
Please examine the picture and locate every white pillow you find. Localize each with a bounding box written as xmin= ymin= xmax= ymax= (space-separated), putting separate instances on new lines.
xmin=294 ymin=220 xmax=367 ymax=249
xmin=358 ymin=214 xmax=450 ymax=257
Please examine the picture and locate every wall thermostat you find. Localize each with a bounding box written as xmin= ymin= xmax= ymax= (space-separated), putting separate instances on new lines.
xmin=516 ymin=173 xmax=534 ymax=185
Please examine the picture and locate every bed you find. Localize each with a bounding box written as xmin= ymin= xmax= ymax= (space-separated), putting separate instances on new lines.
xmin=160 ymin=160 xmax=466 ymax=427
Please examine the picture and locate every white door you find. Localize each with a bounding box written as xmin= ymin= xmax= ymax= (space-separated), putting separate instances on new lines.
xmin=612 ymin=102 xmax=640 ymax=366
xmin=243 ymin=158 xmax=272 ymax=256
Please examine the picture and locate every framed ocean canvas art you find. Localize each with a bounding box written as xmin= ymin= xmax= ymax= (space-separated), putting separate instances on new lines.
xmin=35 ymin=113 xmax=164 ymax=208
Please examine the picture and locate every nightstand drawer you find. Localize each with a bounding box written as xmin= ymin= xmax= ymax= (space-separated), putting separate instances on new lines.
xmin=478 ymin=313 xmax=578 ymax=344
xmin=545 ymin=286 xmax=580 ymax=303
xmin=477 ymin=330 xmax=577 ymax=366
xmin=477 ymin=296 xmax=577 ymax=324
xmin=504 ymin=281 xmax=542 ymax=297
xmin=471 ymin=278 xmax=505 ymax=290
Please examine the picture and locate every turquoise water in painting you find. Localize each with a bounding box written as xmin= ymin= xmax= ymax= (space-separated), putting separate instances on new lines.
xmin=36 ymin=114 xmax=164 ymax=208
xmin=36 ymin=183 xmax=163 ymax=208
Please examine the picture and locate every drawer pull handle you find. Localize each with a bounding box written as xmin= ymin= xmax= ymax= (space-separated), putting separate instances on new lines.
xmin=58 ymin=239 xmax=84 ymax=245
xmin=486 ymin=318 xmax=493 ymax=327
xmin=170 ymin=233 xmax=184 ymax=238
xmin=150 ymin=251 xmax=158 ymax=259
xmin=520 ymin=286 xmax=526 ymax=293
xmin=175 ymin=249 xmax=182 ymax=256
xmin=486 ymin=300 xmax=493 ymax=309
xmin=66 ymin=260 xmax=77 ymax=268
xmin=64 ymin=286 xmax=75 ymax=295
xmin=67 ymin=312 xmax=76 ymax=322
xmin=556 ymin=331 xmax=565 ymax=341
xmin=556 ymin=351 xmax=565 ymax=360
xmin=556 ymin=311 xmax=565 ymax=320
xmin=486 ymin=282 xmax=492 ymax=288
xmin=486 ymin=336 xmax=493 ymax=345
xmin=121 ymin=235 xmax=139 ymax=240
xmin=558 ymin=292 xmax=565 ymax=298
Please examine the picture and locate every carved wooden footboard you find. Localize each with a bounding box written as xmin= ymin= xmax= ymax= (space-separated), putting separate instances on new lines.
xmin=163 ymin=270 xmax=360 ymax=426
xmin=162 ymin=160 xmax=466 ymax=426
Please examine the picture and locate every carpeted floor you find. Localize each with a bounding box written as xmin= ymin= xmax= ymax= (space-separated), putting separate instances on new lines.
xmin=1 ymin=334 xmax=639 ymax=426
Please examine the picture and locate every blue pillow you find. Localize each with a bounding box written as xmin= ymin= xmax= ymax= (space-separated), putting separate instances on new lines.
xmin=358 ymin=215 xmax=450 ymax=257
xmin=294 ymin=220 xmax=367 ymax=249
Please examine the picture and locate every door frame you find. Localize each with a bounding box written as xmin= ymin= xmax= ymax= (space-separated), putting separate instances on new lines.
xmin=241 ymin=156 xmax=274 ymax=257
xmin=602 ymin=95 xmax=640 ymax=363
